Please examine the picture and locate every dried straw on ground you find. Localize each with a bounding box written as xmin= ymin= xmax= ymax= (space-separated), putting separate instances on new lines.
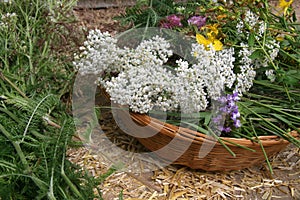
xmin=67 ymin=108 xmax=300 ymax=200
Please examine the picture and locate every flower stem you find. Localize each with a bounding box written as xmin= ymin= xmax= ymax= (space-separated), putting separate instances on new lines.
xmin=250 ymin=120 xmax=273 ymax=174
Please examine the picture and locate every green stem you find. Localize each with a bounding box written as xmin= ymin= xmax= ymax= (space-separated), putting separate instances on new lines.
xmin=246 ymin=92 xmax=289 ymax=104
xmin=142 ymin=0 xmax=155 ymax=41
xmin=22 ymin=94 xmax=53 ymax=143
xmin=244 ymin=98 xmax=300 ymax=122
xmin=0 ymin=71 xmax=28 ymax=99
xmin=279 ymin=49 xmax=300 ymax=64
xmin=253 ymin=80 xmax=300 ymax=98
xmin=0 ymin=124 xmax=29 ymax=168
xmin=59 ymin=120 xmax=84 ymax=199
xmin=239 ymin=101 xmax=300 ymax=146
xmin=18 ymin=3 xmax=35 ymax=85
xmin=0 ymin=107 xmax=20 ymax=122
xmin=256 ymin=36 xmax=278 ymax=70
xmin=204 ymin=125 xmax=236 ymax=157
xmin=250 ymin=120 xmax=273 ymax=174
xmin=283 ymin=82 xmax=291 ymax=101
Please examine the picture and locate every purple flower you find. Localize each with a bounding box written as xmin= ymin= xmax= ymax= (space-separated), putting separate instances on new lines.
xmin=226 ymin=92 xmax=240 ymax=102
xmin=228 ymin=101 xmax=236 ymax=109
xmin=231 ymin=111 xmax=240 ymax=121
xmin=216 ymin=92 xmax=242 ymax=133
xmin=161 ymin=14 xmax=182 ymax=29
xmin=232 ymin=92 xmax=240 ymax=101
xmin=218 ymin=96 xmax=227 ymax=103
xmin=212 ymin=115 xmax=223 ymax=124
xmin=222 ymin=127 xmax=232 ymax=133
xmin=187 ymin=16 xmax=206 ymax=28
xmin=161 ymin=22 xmax=172 ymax=29
xmin=234 ymin=119 xmax=241 ymax=128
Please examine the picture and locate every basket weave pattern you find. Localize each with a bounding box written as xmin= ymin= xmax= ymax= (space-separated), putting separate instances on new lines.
xmin=101 ymin=88 xmax=299 ymax=171
xmin=127 ymin=112 xmax=299 ymax=171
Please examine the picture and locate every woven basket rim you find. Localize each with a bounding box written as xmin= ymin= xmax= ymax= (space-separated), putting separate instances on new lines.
xmin=129 ymin=112 xmax=299 ymax=147
xmin=101 ymin=93 xmax=300 ymax=170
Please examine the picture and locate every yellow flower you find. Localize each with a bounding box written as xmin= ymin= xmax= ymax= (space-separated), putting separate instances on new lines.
xmin=196 ymin=33 xmax=223 ymax=51
xmin=196 ymin=34 xmax=211 ymax=47
xmin=217 ymin=14 xmax=227 ymax=20
xmin=206 ymin=24 xmax=219 ymax=35
xmin=212 ymin=40 xmax=223 ymax=51
xmin=217 ymin=6 xmax=225 ymax=11
xmin=278 ymin=0 xmax=294 ymax=16
xmin=196 ymin=24 xmax=223 ymax=51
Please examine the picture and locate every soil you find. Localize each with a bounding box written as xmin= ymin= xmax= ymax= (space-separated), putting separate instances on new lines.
xmin=69 ymin=2 xmax=300 ymax=200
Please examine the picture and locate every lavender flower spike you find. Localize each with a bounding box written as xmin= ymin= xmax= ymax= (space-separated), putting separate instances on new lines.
xmin=187 ymin=16 xmax=206 ymax=28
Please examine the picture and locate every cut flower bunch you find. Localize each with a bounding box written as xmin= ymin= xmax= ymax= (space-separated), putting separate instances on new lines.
xmin=74 ymin=0 xmax=300 ymax=169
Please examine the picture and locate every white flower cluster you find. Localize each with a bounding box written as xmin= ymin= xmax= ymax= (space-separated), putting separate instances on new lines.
xmin=73 ymin=30 xmax=123 ymax=75
xmin=106 ymin=42 xmax=237 ymax=114
xmin=236 ymin=42 xmax=256 ymax=93
xmin=186 ymin=44 xmax=236 ymax=100
xmin=74 ymin=30 xmax=256 ymax=114
xmin=0 ymin=12 xmax=17 ymax=30
xmin=265 ymin=69 xmax=276 ymax=82
xmin=74 ymin=30 xmax=172 ymax=78
xmin=175 ymin=59 xmax=208 ymax=113
xmin=235 ymin=10 xmax=280 ymax=88
xmin=254 ymin=40 xmax=280 ymax=68
xmin=106 ymin=62 xmax=177 ymax=113
xmin=237 ymin=10 xmax=265 ymax=38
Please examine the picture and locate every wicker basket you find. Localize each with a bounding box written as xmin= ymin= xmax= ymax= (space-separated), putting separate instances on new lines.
xmin=99 ymin=86 xmax=299 ymax=171
xmin=114 ymin=109 xmax=299 ymax=171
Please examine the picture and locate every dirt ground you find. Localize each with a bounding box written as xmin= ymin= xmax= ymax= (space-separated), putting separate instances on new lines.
xmin=69 ymin=1 xmax=300 ymax=200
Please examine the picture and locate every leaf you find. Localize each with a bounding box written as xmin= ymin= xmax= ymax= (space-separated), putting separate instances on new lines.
xmin=118 ymin=190 xmax=123 ymax=200
xmin=284 ymin=76 xmax=299 ymax=86
xmin=271 ymin=114 xmax=292 ymax=126
xmin=248 ymin=33 xmax=255 ymax=47
xmin=249 ymin=49 xmax=264 ymax=60
xmin=204 ymin=112 xmax=212 ymax=126
xmin=181 ymin=121 xmax=209 ymax=134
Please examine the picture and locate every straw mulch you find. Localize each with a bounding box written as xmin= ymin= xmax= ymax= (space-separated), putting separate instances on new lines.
xmin=68 ymin=90 xmax=300 ymax=199
xmin=67 ymin=107 xmax=300 ymax=199
xmin=69 ymin=3 xmax=300 ymax=199
xmin=68 ymin=147 xmax=300 ymax=199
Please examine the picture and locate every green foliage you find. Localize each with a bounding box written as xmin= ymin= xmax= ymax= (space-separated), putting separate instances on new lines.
xmin=0 ymin=0 xmax=79 ymax=96
xmin=0 ymin=95 xmax=101 ymax=199
xmin=116 ymin=0 xmax=176 ymax=27
xmin=0 ymin=0 xmax=102 ymax=199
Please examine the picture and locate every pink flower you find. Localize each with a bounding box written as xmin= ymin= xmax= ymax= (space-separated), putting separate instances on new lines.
xmin=161 ymin=14 xmax=182 ymax=29
xmin=187 ymin=16 xmax=206 ymax=28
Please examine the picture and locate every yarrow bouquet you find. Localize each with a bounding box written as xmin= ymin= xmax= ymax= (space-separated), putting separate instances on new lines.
xmin=74 ymin=0 xmax=300 ymax=170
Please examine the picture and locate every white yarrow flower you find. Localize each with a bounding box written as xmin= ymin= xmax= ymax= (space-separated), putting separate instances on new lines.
xmin=74 ymin=30 xmax=261 ymax=114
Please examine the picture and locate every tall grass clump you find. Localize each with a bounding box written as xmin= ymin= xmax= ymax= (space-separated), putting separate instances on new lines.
xmin=0 ymin=0 xmax=103 ymax=199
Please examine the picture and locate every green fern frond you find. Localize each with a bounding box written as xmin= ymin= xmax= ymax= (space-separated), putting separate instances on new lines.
xmin=116 ymin=0 xmax=175 ymax=27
